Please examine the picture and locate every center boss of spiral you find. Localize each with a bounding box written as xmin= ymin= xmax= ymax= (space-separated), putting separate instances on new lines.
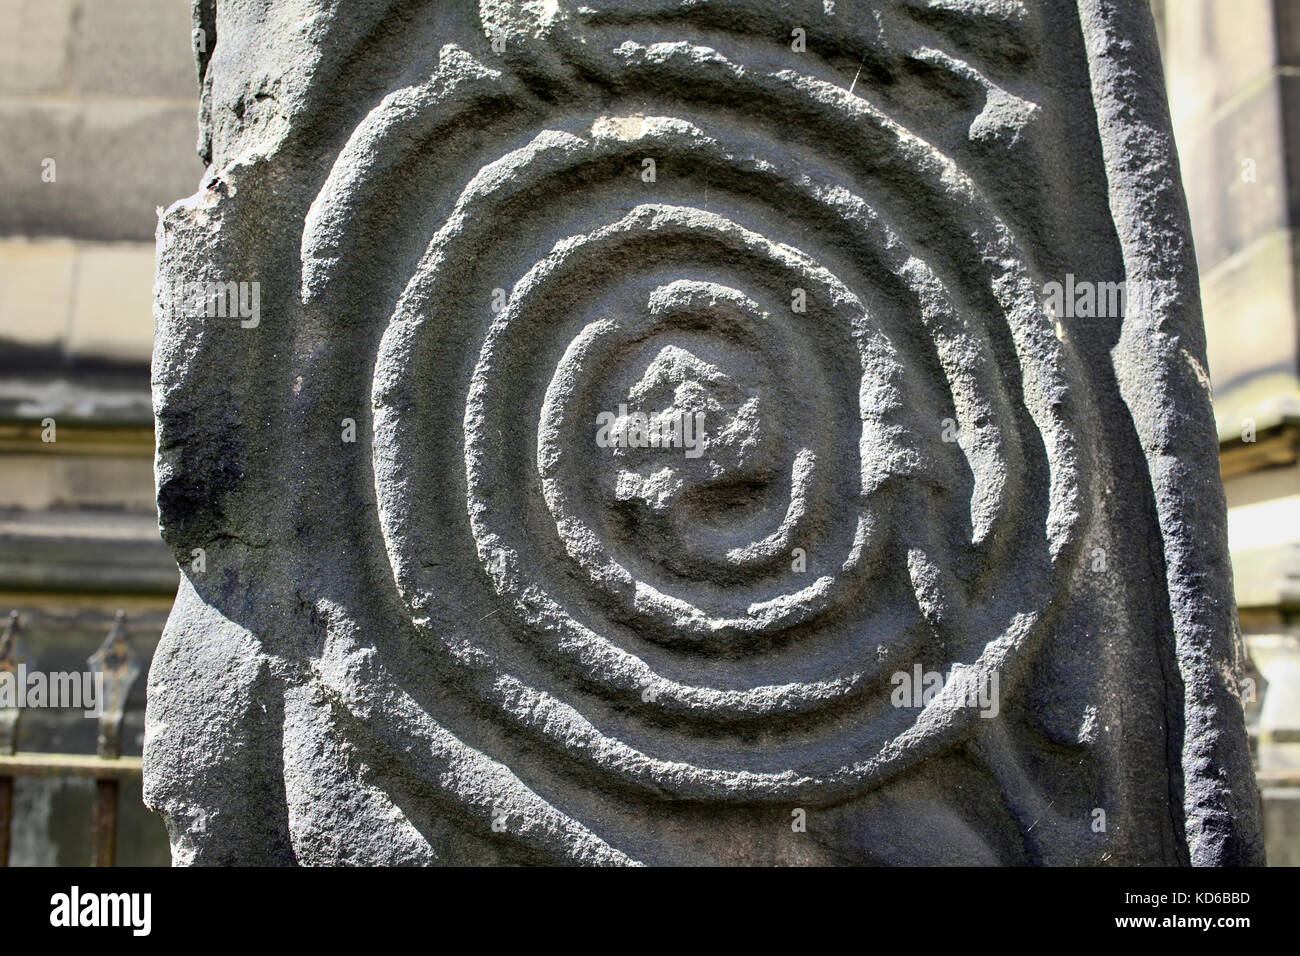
xmin=533 ymin=268 xmax=860 ymax=652
xmin=584 ymin=313 xmax=791 ymax=578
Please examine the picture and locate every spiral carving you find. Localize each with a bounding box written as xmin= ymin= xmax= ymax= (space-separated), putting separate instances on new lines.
xmin=320 ymin=0 xmax=1098 ymax=804
xmin=140 ymin=0 xmax=1265 ymax=867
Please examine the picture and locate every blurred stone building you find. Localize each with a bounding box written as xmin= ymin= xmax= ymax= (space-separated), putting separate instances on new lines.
xmin=0 ymin=0 xmax=1294 ymax=865
xmin=0 ymin=0 xmax=198 ymax=864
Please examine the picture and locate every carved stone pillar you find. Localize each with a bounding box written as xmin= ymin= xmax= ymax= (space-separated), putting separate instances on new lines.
xmin=144 ymin=0 xmax=1263 ymax=865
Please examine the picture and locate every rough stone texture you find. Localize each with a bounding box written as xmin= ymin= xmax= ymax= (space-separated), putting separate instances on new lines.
xmin=144 ymin=0 xmax=1264 ymax=865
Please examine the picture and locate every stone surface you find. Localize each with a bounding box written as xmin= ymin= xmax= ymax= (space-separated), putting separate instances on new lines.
xmin=1158 ymin=0 xmax=1300 ymax=444
xmin=144 ymin=0 xmax=1264 ymax=865
xmin=0 ymin=0 xmax=199 ymax=242
xmin=0 ymin=100 xmax=199 ymax=242
xmin=0 ymin=239 xmax=158 ymax=363
xmin=67 ymin=244 xmax=159 ymax=362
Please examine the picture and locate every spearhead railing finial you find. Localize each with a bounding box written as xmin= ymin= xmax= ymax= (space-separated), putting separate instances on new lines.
xmin=0 ymin=612 xmax=25 ymax=756
xmin=88 ymin=610 xmax=140 ymax=761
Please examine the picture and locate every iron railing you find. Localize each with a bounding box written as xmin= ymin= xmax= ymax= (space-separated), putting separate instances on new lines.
xmin=0 ymin=609 xmax=142 ymax=866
